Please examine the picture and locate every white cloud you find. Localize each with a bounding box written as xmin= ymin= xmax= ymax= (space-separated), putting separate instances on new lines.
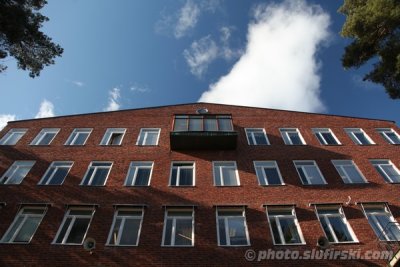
xmin=219 ymin=26 xmax=243 ymax=61
xmin=72 ymin=80 xmax=84 ymax=87
xmin=35 ymin=100 xmax=55 ymax=118
xmin=0 ymin=114 xmax=16 ymax=130
xmin=174 ymin=0 xmax=200 ymax=39
xmin=130 ymin=84 xmax=150 ymax=93
xmin=104 ymin=87 xmax=121 ymax=111
xmin=199 ymin=0 xmax=330 ymax=113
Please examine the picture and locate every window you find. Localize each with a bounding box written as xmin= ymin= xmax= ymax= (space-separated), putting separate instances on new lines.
xmin=170 ymin=162 xmax=195 ymax=186
xmin=0 ymin=161 xmax=35 ymax=185
xmin=216 ymin=207 xmax=250 ymax=246
xmin=315 ymin=205 xmax=358 ymax=243
xmin=344 ymin=128 xmax=374 ymax=145
xmin=294 ymin=161 xmax=326 ymax=185
xmin=1 ymin=206 xmax=47 ymax=243
xmin=124 ymin=162 xmax=153 ymax=186
xmin=173 ymin=115 xmax=233 ymax=132
xmin=266 ymin=206 xmax=305 ymax=245
xmin=53 ymin=207 xmax=95 ymax=245
xmin=213 ymin=161 xmax=240 ymax=186
xmin=81 ymin=161 xmax=112 ymax=186
xmin=65 ymin=128 xmax=92 ymax=145
xmin=332 ymin=160 xmax=367 ymax=184
xmin=136 ymin=128 xmax=160 ymax=146
xmin=254 ymin=161 xmax=284 ymax=185
xmin=370 ymin=160 xmax=400 ymax=183
xmin=30 ymin=128 xmax=60 ymax=145
xmin=38 ymin=161 xmax=73 ymax=185
xmin=245 ymin=128 xmax=269 ymax=145
xmin=312 ymin=128 xmax=341 ymax=145
xmin=107 ymin=207 xmax=144 ymax=246
xmin=100 ymin=128 xmax=125 ymax=145
xmin=0 ymin=129 xmax=27 ymax=145
xmin=362 ymin=203 xmax=400 ymax=241
xmin=376 ymin=128 xmax=400 ymax=145
xmin=162 ymin=208 xmax=194 ymax=246
xmin=280 ymin=128 xmax=306 ymax=145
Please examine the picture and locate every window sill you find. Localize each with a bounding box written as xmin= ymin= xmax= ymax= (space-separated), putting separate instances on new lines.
xmin=259 ymin=184 xmax=286 ymax=187
xmin=329 ymin=241 xmax=360 ymax=245
xmin=161 ymin=245 xmax=194 ymax=247
xmin=218 ymin=244 xmax=251 ymax=247
xmin=169 ymin=185 xmax=196 ymax=188
xmin=273 ymin=242 xmax=306 ymax=246
xmin=214 ymin=185 xmax=241 ymax=187
xmin=124 ymin=185 xmax=151 ymax=187
xmin=64 ymin=145 xmax=86 ymax=147
xmin=106 ymin=244 xmax=139 ymax=247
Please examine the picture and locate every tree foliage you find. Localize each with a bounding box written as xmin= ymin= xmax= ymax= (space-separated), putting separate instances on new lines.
xmin=0 ymin=0 xmax=63 ymax=77
xmin=339 ymin=0 xmax=400 ymax=99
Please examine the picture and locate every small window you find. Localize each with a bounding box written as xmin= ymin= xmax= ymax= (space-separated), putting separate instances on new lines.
xmin=216 ymin=207 xmax=250 ymax=246
xmin=312 ymin=128 xmax=340 ymax=145
xmin=0 ymin=161 xmax=36 ymax=185
xmin=280 ymin=128 xmax=306 ymax=145
xmin=162 ymin=208 xmax=194 ymax=247
xmin=124 ymin=162 xmax=153 ymax=186
xmin=0 ymin=129 xmax=27 ymax=145
xmin=136 ymin=128 xmax=160 ymax=146
xmin=1 ymin=206 xmax=47 ymax=243
xmin=344 ymin=128 xmax=374 ymax=145
xmin=100 ymin=128 xmax=126 ymax=145
xmin=376 ymin=128 xmax=400 ymax=145
xmin=30 ymin=128 xmax=60 ymax=145
xmin=53 ymin=207 xmax=95 ymax=245
xmin=315 ymin=205 xmax=358 ymax=243
xmin=81 ymin=161 xmax=112 ymax=186
xmin=266 ymin=206 xmax=305 ymax=245
xmin=362 ymin=203 xmax=400 ymax=241
xmin=332 ymin=160 xmax=367 ymax=184
xmin=370 ymin=160 xmax=400 ymax=183
xmin=294 ymin=161 xmax=326 ymax=185
xmin=170 ymin=162 xmax=195 ymax=186
xmin=65 ymin=128 xmax=92 ymax=146
xmin=245 ymin=128 xmax=269 ymax=145
xmin=38 ymin=161 xmax=73 ymax=185
xmin=254 ymin=161 xmax=284 ymax=185
xmin=213 ymin=161 xmax=240 ymax=186
xmin=107 ymin=207 xmax=144 ymax=246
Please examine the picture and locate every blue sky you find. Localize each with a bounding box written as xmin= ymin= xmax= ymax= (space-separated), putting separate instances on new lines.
xmin=0 ymin=0 xmax=399 ymax=129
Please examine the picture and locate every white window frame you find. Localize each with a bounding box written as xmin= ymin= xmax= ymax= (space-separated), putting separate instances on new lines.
xmin=312 ymin=128 xmax=341 ymax=145
xmin=106 ymin=207 xmax=144 ymax=246
xmin=80 ymin=161 xmax=113 ymax=186
xmin=280 ymin=128 xmax=306 ymax=145
xmin=293 ymin=160 xmax=327 ymax=185
xmin=266 ymin=206 xmax=305 ymax=245
xmin=344 ymin=128 xmax=375 ymax=145
xmin=38 ymin=161 xmax=74 ymax=185
xmin=331 ymin=160 xmax=368 ymax=184
xmin=253 ymin=161 xmax=284 ymax=186
xmin=376 ymin=128 xmax=400 ymax=145
xmin=245 ymin=128 xmax=270 ymax=145
xmin=0 ymin=160 xmax=36 ymax=185
xmin=0 ymin=129 xmax=27 ymax=145
xmin=161 ymin=208 xmax=194 ymax=247
xmin=100 ymin=128 xmax=126 ymax=146
xmin=370 ymin=159 xmax=400 ymax=183
xmin=136 ymin=128 xmax=161 ymax=146
xmin=65 ymin=128 xmax=92 ymax=146
xmin=30 ymin=128 xmax=60 ymax=146
xmin=169 ymin=162 xmax=195 ymax=186
xmin=124 ymin=161 xmax=153 ymax=186
xmin=216 ymin=207 xmax=250 ymax=247
xmin=213 ymin=161 xmax=240 ymax=186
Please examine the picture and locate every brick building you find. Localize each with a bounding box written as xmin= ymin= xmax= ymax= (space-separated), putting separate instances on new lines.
xmin=0 ymin=102 xmax=399 ymax=266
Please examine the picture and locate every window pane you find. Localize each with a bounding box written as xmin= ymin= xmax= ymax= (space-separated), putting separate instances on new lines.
xmin=303 ymin=166 xmax=324 ymax=184
xmin=321 ymin=132 xmax=337 ymax=145
xmin=354 ymin=132 xmax=370 ymax=145
xmin=288 ymin=133 xmax=302 ymax=145
xmin=174 ymin=219 xmax=193 ymax=246
xmin=343 ymin=165 xmax=365 ymax=183
xmin=297 ymin=168 xmax=309 ymax=184
xmin=2 ymin=216 xmax=24 ymax=242
xmin=228 ymin=217 xmax=247 ymax=245
xmin=135 ymin=168 xmax=151 ymax=186
xmin=328 ymin=217 xmax=354 ymax=242
xmin=163 ymin=219 xmax=173 ymax=245
xmin=222 ymin=168 xmax=237 ymax=186
xmin=119 ymin=218 xmax=140 ymax=245
xmin=218 ymin=218 xmax=227 ymax=245
xmin=66 ymin=218 xmax=91 ymax=244
xmin=204 ymin=118 xmax=218 ymax=131
xmin=279 ymin=217 xmax=301 ymax=244
xmin=13 ymin=217 xmax=41 ymax=243
xmin=179 ymin=168 xmax=193 ymax=186
xmin=320 ymin=218 xmax=335 ymax=242
xmin=189 ymin=117 xmax=202 ymax=131
xmin=270 ymin=219 xmax=282 ymax=244
xmin=49 ymin=167 xmax=69 ymax=185
xmin=263 ymin=168 xmax=282 ymax=185
xmin=375 ymin=215 xmax=400 ymax=241
xmin=386 ymin=132 xmax=400 ymax=144
xmin=56 ymin=217 xmax=72 ymax=243
xmin=174 ymin=118 xmax=188 ymax=131
xmin=91 ymin=168 xmax=109 ymax=185
xmin=254 ymin=132 xmax=268 ymax=145
xmin=8 ymin=167 xmax=31 ymax=184
xmin=74 ymin=132 xmax=89 ymax=145
xmin=38 ymin=133 xmax=56 ymax=145
xmin=109 ymin=218 xmax=122 ymax=245
xmin=218 ymin=118 xmax=232 ymax=131
xmin=109 ymin=133 xmax=123 ymax=145
xmin=145 ymin=132 xmax=158 ymax=145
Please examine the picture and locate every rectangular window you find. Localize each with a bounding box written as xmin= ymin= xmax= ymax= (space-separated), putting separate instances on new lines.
xmin=370 ymin=160 xmax=400 ymax=183
xmin=254 ymin=161 xmax=284 ymax=185
xmin=213 ymin=161 xmax=240 ymax=186
xmin=344 ymin=128 xmax=374 ymax=145
xmin=266 ymin=206 xmax=305 ymax=245
xmin=173 ymin=115 xmax=233 ymax=132
xmin=294 ymin=161 xmax=326 ymax=185
xmin=332 ymin=160 xmax=367 ymax=184
xmin=1 ymin=206 xmax=47 ymax=243
xmin=280 ymin=128 xmax=306 ymax=145
xmin=107 ymin=207 xmax=144 ymax=246
xmin=38 ymin=161 xmax=73 ymax=185
xmin=136 ymin=128 xmax=160 ymax=146
xmin=100 ymin=128 xmax=125 ymax=145
xmin=315 ymin=205 xmax=358 ymax=243
xmin=170 ymin=162 xmax=195 ymax=186
xmin=362 ymin=203 xmax=400 ymax=241
xmin=245 ymin=128 xmax=269 ymax=145
xmin=53 ymin=207 xmax=95 ymax=245
xmin=0 ymin=129 xmax=27 ymax=145
xmin=30 ymin=128 xmax=59 ymax=145
xmin=312 ymin=128 xmax=341 ymax=145
xmin=376 ymin=128 xmax=400 ymax=145
xmin=216 ymin=207 xmax=250 ymax=246
xmin=81 ymin=161 xmax=112 ymax=186
xmin=65 ymin=128 xmax=92 ymax=146
xmin=162 ymin=208 xmax=194 ymax=246
xmin=0 ymin=161 xmax=36 ymax=185
xmin=124 ymin=162 xmax=153 ymax=186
